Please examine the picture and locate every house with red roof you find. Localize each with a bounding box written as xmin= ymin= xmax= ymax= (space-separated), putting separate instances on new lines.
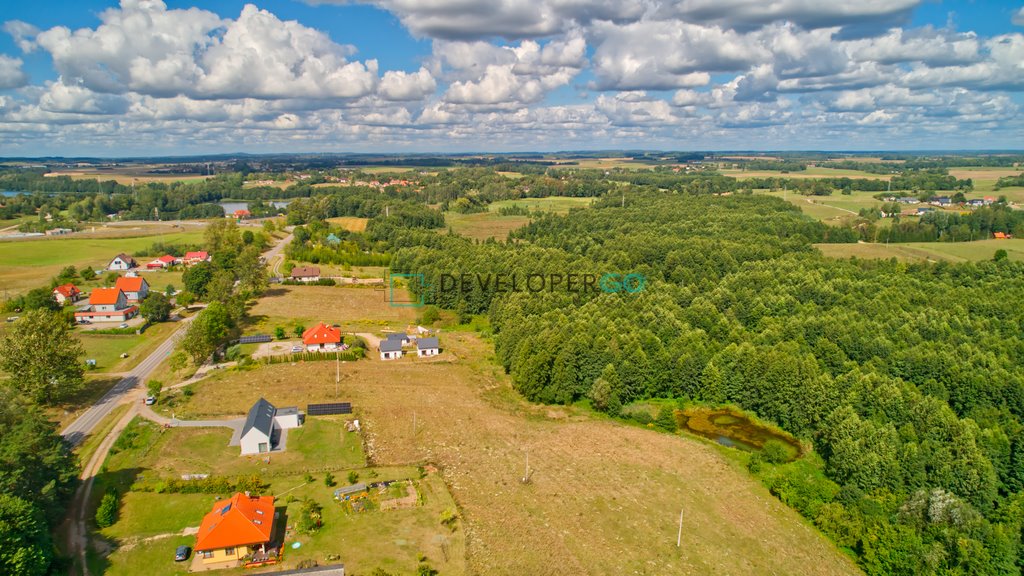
xmin=302 ymin=322 xmax=342 ymax=351
xmin=193 ymin=493 xmax=278 ymax=567
xmin=184 ymin=251 xmax=210 ymax=266
xmin=146 ymin=255 xmax=178 ymax=269
xmin=52 ymin=283 xmax=82 ymax=305
xmin=994 ymin=232 xmax=1012 ymax=240
xmin=114 ymin=276 xmax=150 ymax=303
xmin=232 ymin=209 xmax=251 ymax=220
xmin=74 ymin=288 xmax=137 ymax=322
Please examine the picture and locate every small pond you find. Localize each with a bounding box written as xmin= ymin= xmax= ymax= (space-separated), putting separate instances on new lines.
xmin=680 ymin=408 xmax=802 ymax=462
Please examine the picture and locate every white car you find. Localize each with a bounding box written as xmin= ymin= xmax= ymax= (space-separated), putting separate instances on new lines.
xmin=291 ymin=345 xmax=304 ymax=353
xmin=119 ymin=323 xmax=129 ymax=328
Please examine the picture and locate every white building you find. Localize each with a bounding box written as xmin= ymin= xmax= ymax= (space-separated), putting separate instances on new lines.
xmin=107 ymin=253 xmax=138 ymax=271
xmin=239 ymin=398 xmax=302 ymax=456
xmin=379 ymin=339 xmax=403 ymax=360
xmin=417 ymin=337 xmax=439 ymax=357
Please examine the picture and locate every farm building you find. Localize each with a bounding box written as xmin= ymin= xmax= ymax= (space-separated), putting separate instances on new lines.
xmin=107 ymin=253 xmax=138 ymax=271
xmin=53 ymin=283 xmax=82 ymax=305
xmin=239 ymin=398 xmax=302 ymax=456
xmin=379 ymin=339 xmax=403 ymax=360
xmin=193 ymin=493 xmax=277 ymax=568
xmin=290 ymin=266 xmax=321 ymax=283
xmin=114 ymin=276 xmax=150 ymax=303
xmin=302 ymin=322 xmax=342 ymax=352
xmin=417 ymin=337 xmax=439 ymax=357
xmin=74 ymin=288 xmax=138 ymax=322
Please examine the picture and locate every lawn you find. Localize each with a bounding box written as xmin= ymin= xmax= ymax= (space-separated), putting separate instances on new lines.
xmin=489 ymin=196 xmax=593 ymax=214
xmin=78 ymin=320 xmax=180 ymax=373
xmin=170 ymin=333 xmax=861 ymax=576
xmin=816 ymin=238 xmax=1024 ymax=263
xmin=0 ymin=231 xmax=204 ymax=295
xmin=325 ymin=216 xmax=369 ymax=232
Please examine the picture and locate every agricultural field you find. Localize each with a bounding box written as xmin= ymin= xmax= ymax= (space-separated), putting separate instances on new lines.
xmin=445 ymin=196 xmax=592 ymax=240
xmin=45 ymin=167 xmax=213 ymax=185
xmin=164 ymin=331 xmax=859 ymax=575
xmin=0 ymin=230 xmax=204 ymax=294
xmin=325 ymin=216 xmax=369 ymax=232
xmin=758 ymin=189 xmax=883 ymax=225
xmin=815 ymin=238 xmax=1024 ymax=263
xmin=720 ymin=166 xmax=891 ymax=180
xmin=246 ymin=284 xmax=417 ymax=334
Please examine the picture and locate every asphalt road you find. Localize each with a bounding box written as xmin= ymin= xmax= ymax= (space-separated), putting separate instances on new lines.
xmin=60 ymin=315 xmax=192 ymax=446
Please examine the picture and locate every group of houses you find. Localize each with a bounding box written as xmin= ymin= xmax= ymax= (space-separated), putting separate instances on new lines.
xmin=379 ymin=332 xmax=439 ymax=360
xmin=889 ymin=195 xmax=997 ymax=208
xmin=74 ymin=275 xmax=150 ymax=322
xmin=109 ymin=251 xmax=210 ymax=272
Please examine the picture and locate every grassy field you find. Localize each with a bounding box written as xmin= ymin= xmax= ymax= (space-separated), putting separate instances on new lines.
xmin=46 ymin=170 xmax=213 ymax=185
xmin=78 ymin=321 xmax=180 ymax=373
xmin=325 ymin=216 xmax=369 ymax=232
xmin=758 ymin=189 xmax=883 ymax=225
xmin=0 ymin=231 xmax=204 ymax=294
xmin=247 ymin=285 xmax=417 ymax=333
xmin=816 ymin=238 xmax=1024 ymax=262
xmin=445 ymin=196 xmax=593 ymax=241
xmin=721 ymin=167 xmax=890 ymax=180
xmin=167 ymin=334 xmax=860 ymax=575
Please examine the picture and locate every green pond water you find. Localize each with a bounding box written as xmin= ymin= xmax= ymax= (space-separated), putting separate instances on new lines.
xmin=680 ymin=409 xmax=801 ymax=461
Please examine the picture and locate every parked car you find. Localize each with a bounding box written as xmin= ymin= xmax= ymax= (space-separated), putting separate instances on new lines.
xmin=291 ymin=345 xmax=303 ymax=353
xmin=174 ymin=545 xmax=191 ymax=562
xmin=78 ymin=319 xmax=91 ymax=324
xmin=6 ymin=316 xmax=19 ymax=322
xmin=119 ymin=323 xmax=129 ymax=328
xmin=145 ymin=395 xmax=156 ymax=405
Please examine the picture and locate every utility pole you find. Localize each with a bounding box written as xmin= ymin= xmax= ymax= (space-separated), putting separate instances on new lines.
xmin=335 ymin=349 xmax=340 ymax=397
xmin=412 ymin=411 xmax=416 ymax=438
xmin=676 ymin=508 xmax=683 ymax=547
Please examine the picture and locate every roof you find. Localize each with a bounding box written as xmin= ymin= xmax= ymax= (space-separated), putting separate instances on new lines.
xmin=54 ymin=283 xmax=80 ymax=298
xmin=379 ymin=339 xmax=403 ymax=353
xmin=242 ymin=398 xmax=276 ymax=438
xmin=115 ymin=276 xmax=148 ymax=293
xmin=417 ymin=337 xmax=439 ymax=350
xmin=302 ymin=322 xmax=341 ymax=345
xmin=385 ymin=333 xmax=408 ymax=341
xmin=89 ymin=288 xmax=123 ymax=306
xmin=194 ymin=493 xmax=275 ymax=552
xmin=157 ymin=255 xmax=176 ymax=263
xmin=277 ymin=406 xmax=299 ymax=416
xmin=334 ymin=483 xmax=368 ymax=497
xmin=110 ymin=253 xmax=137 ymax=265
xmin=994 ymin=232 xmax=1009 ymax=239
xmin=234 ymin=209 xmax=251 ymax=216
xmin=325 ymin=233 xmax=341 ymax=244
xmin=185 ymin=251 xmax=209 ymax=260
xmin=291 ymin=266 xmax=321 ymax=278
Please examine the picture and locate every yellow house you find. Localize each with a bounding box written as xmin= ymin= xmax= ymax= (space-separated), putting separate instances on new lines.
xmin=194 ymin=493 xmax=276 ymax=567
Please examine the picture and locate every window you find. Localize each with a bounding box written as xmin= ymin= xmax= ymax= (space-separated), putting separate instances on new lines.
xmin=201 ymin=551 xmax=213 ymax=559
xmin=223 ymin=547 xmax=235 ymax=555
xmin=255 ymin=509 xmax=264 ymax=515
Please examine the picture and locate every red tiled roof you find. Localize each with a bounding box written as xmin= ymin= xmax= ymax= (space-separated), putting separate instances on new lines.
xmin=291 ymin=266 xmax=320 ymax=278
xmin=302 ymin=322 xmax=341 ymax=345
xmin=115 ymin=276 xmax=147 ymax=292
xmin=158 ymin=255 xmax=176 ymax=263
xmin=54 ymin=283 xmax=80 ymax=298
xmin=90 ymin=288 xmax=123 ymax=306
xmin=185 ymin=251 xmax=209 ymax=260
xmin=994 ymin=232 xmax=1008 ymax=239
xmin=194 ymin=494 xmax=275 ymax=552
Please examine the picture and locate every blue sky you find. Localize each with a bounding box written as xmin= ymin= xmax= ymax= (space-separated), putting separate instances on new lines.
xmin=0 ymin=0 xmax=1022 ymax=155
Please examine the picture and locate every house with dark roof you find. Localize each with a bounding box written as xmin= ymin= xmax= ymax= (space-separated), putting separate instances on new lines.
xmin=107 ymin=253 xmax=138 ymax=271
xmin=194 ymin=493 xmax=277 ymax=567
xmin=239 ymin=398 xmax=302 ymax=455
xmin=379 ymin=338 xmax=403 ymax=360
xmin=385 ymin=332 xmax=410 ymax=345
xmin=417 ymin=337 xmax=439 ymax=357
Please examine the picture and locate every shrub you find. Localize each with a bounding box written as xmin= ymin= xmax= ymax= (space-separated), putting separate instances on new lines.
xmin=297 ymin=498 xmax=323 ymax=534
xmin=324 ymin=472 xmax=336 ymax=487
xmin=347 ymin=471 xmax=359 ymax=484
xmin=274 ymin=326 xmax=286 ymax=340
xmin=95 ymin=489 xmax=119 ymax=528
xmin=761 ymin=440 xmax=791 ymax=464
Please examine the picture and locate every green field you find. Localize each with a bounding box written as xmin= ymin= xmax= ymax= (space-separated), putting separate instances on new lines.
xmin=816 ymin=238 xmax=1024 ymax=263
xmin=0 ymin=231 xmax=204 ymax=295
xmin=445 ymin=196 xmax=593 ymax=240
xmin=78 ymin=321 xmax=180 ymax=373
xmin=758 ymin=189 xmax=883 ymax=225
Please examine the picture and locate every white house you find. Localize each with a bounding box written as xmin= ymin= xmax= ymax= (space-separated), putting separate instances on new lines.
xmin=239 ymin=398 xmax=301 ymax=456
xmin=290 ymin=266 xmax=321 ymax=283
xmin=379 ymin=339 xmax=403 ymax=360
xmin=385 ymin=332 xmax=410 ymax=346
xmin=107 ymin=253 xmax=138 ymax=271
xmin=417 ymin=337 xmax=439 ymax=357
xmin=74 ymin=288 xmax=137 ymax=322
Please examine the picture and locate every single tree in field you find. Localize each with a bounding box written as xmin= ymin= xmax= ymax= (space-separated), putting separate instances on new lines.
xmin=140 ymin=292 xmax=173 ymax=322
xmin=993 ymin=249 xmax=1008 ymax=262
xmin=80 ymin=266 xmax=95 ymax=282
xmin=0 ymin=309 xmax=85 ymax=403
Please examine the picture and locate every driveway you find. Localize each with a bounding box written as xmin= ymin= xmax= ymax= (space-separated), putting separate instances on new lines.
xmin=139 ymin=403 xmax=246 ymax=445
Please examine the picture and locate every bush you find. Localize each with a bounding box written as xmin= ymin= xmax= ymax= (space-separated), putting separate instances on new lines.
xmin=136 ymin=474 xmax=268 ymax=495
xmin=347 ymin=471 xmax=359 ymax=484
xmin=274 ymin=326 xmax=286 ymax=340
xmin=297 ymin=498 xmax=323 ymax=534
xmin=761 ymin=440 xmax=791 ymax=464
xmin=324 ymin=472 xmax=336 ymax=487
xmin=95 ymin=489 xmax=119 ymax=528
xmin=146 ymin=380 xmax=162 ymax=398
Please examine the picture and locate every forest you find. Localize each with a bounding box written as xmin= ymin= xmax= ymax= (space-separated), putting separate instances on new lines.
xmin=389 ymin=191 xmax=1024 ymax=575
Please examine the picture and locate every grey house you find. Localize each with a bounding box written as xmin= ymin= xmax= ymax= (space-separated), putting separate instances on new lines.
xmin=379 ymin=339 xmax=403 ymax=360
xmin=417 ymin=337 xmax=439 ymax=357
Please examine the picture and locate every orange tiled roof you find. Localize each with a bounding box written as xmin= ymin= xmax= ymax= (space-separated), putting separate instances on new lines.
xmin=185 ymin=251 xmax=208 ymax=260
xmin=114 ymin=276 xmax=147 ymax=292
xmin=89 ymin=288 xmax=123 ymax=306
xmin=303 ymin=322 xmax=341 ymax=345
xmin=195 ymin=494 xmax=275 ymax=552
xmin=54 ymin=283 xmax=80 ymax=298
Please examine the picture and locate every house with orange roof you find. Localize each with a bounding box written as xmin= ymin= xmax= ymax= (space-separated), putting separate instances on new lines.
xmin=231 ymin=209 xmax=251 ymax=220
xmin=993 ymin=232 xmax=1012 ymax=239
xmin=302 ymin=322 xmax=342 ymax=352
xmin=193 ymin=493 xmax=278 ymax=567
xmin=52 ymin=283 xmax=82 ymax=305
xmin=74 ymin=288 xmax=138 ymax=322
xmin=114 ymin=276 xmax=150 ymax=303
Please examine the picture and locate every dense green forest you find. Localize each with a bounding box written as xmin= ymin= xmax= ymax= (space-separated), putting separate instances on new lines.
xmin=389 ymin=191 xmax=1024 ymax=575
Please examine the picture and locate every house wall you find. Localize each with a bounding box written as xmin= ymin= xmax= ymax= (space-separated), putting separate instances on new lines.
xmin=240 ymin=429 xmax=272 ymax=455
xmin=199 ymin=546 xmax=247 ymax=564
xmin=274 ymin=413 xmax=301 ymax=429
xmin=418 ymin=348 xmax=439 ymax=357
xmin=380 ymin=350 xmax=402 ymax=360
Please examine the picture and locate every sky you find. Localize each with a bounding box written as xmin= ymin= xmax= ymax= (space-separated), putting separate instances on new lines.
xmin=0 ymin=0 xmax=1023 ymax=156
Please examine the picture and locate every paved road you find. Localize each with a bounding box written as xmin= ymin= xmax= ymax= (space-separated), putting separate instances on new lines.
xmin=265 ymin=230 xmax=293 ymax=277
xmin=61 ymin=315 xmax=193 ymax=446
